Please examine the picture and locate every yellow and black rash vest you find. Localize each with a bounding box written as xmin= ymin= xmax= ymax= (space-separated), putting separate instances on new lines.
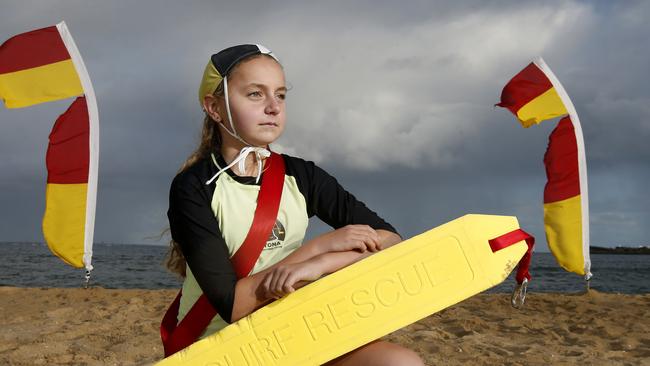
xmin=167 ymin=153 xmax=398 ymax=338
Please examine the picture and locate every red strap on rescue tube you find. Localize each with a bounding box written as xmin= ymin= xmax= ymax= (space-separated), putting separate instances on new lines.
xmin=488 ymin=228 xmax=535 ymax=284
xmin=160 ymin=152 xmax=285 ymax=357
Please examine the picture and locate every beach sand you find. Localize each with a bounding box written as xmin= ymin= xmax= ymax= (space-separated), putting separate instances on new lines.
xmin=1 ymin=287 xmax=648 ymax=365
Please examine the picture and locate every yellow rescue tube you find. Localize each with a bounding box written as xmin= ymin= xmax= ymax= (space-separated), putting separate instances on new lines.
xmin=156 ymin=214 xmax=528 ymax=366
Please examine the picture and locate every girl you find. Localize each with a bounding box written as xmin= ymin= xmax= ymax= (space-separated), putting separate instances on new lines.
xmin=165 ymin=44 xmax=424 ymax=366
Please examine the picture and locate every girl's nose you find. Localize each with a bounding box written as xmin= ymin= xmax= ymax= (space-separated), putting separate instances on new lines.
xmin=265 ymin=96 xmax=281 ymax=115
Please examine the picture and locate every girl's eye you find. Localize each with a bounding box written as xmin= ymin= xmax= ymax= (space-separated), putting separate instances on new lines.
xmin=248 ymin=91 xmax=262 ymax=97
xmin=276 ymin=93 xmax=286 ymax=101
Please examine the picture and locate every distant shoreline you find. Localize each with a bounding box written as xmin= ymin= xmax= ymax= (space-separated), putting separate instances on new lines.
xmin=591 ymin=246 xmax=650 ymax=254
xmin=3 ymin=241 xmax=650 ymax=254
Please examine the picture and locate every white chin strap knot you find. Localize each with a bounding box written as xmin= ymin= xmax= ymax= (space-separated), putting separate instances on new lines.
xmin=206 ymin=146 xmax=270 ymax=185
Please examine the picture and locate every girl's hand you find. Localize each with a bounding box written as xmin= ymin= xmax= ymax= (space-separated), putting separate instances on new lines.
xmin=320 ymin=225 xmax=382 ymax=253
xmin=259 ymin=258 xmax=325 ymax=300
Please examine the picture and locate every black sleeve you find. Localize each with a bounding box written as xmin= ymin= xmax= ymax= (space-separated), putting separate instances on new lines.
xmin=303 ymin=160 xmax=399 ymax=236
xmin=167 ymin=171 xmax=237 ymax=323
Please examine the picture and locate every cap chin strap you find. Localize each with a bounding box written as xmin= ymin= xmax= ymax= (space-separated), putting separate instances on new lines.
xmin=221 ymin=76 xmax=251 ymax=147
xmin=206 ymin=76 xmax=270 ymax=185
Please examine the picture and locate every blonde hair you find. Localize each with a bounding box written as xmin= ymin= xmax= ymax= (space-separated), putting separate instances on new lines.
xmin=165 ymin=82 xmax=224 ymax=277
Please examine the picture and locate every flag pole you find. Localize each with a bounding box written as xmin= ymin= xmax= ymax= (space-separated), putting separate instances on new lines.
xmin=56 ymin=21 xmax=99 ymax=283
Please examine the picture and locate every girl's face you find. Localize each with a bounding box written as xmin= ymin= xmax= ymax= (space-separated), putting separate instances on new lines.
xmin=223 ymin=56 xmax=287 ymax=147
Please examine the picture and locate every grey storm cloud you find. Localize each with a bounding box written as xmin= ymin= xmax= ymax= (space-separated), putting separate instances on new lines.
xmin=0 ymin=0 xmax=648 ymax=251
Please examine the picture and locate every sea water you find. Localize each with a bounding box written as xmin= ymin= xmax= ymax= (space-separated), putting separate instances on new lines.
xmin=0 ymin=242 xmax=648 ymax=293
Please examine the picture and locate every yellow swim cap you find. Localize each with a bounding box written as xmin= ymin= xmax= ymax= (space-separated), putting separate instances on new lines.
xmin=197 ymin=44 xmax=278 ymax=106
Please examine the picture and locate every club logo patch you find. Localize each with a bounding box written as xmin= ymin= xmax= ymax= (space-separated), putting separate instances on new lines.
xmin=265 ymin=220 xmax=286 ymax=250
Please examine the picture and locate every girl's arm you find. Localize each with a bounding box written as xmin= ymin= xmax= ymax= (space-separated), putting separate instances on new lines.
xmin=259 ymin=229 xmax=401 ymax=299
xmin=230 ymin=228 xmax=401 ymax=322
xmin=265 ymin=223 xmax=383 ymax=266
xmin=309 ymin=229 xmax=402 ymax=275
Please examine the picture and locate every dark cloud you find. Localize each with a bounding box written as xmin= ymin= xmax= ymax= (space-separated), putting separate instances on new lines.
xmin=1 ymin=0 xmax=648 ymax=253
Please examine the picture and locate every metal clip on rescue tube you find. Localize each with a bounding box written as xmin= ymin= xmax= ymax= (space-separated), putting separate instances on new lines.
xmin=488 ymin=229 xmax=535 ymax=309
xmin=511 ymin=278 xmax=528 ymax=309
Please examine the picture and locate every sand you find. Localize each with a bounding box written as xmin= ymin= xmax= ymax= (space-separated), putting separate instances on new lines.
xmin=0 ymin=287 xmax=648 ymax=365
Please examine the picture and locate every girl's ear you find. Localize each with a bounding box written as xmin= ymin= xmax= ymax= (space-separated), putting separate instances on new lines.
xmin=203 ymin=94 xmax=222 ymax=122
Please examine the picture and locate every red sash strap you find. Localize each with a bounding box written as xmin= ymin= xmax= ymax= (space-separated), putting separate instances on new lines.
xmin=488 ymin=228 xmax=535 ymax=284
xmin=231 ymin=152 xmax=286 ymax=279
xmin=160 ymin=152 xmax=285 ymax=357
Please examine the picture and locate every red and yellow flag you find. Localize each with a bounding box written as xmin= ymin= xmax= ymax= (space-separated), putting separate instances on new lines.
xmin=497 ymin=58 xmax=591 ymax=279
xmin=43 ymin=96 xmax=91 ymax=268
xmin=496 ymin=62 xmax=568 ymax=128
xmin=0 ymin=22 xmax=98 ymax=271
xmin=0 ymin=25 xmax=83 ymax=108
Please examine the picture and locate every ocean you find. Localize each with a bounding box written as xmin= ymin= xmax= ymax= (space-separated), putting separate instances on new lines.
xmin=0 ymin=242 xmax=648 ymax=294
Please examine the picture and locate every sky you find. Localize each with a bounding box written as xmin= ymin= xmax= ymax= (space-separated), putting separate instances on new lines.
xmin=0 ymin=0 xmax=648 ymax=253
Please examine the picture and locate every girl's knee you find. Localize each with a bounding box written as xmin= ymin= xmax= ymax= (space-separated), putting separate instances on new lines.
xmin=374 ymin=342 xmax=425 ymax=366
xmin=325 ymin=341 xmax=425 ymax=366
xmin=387 ymin=347 xmax=425 ymax=366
